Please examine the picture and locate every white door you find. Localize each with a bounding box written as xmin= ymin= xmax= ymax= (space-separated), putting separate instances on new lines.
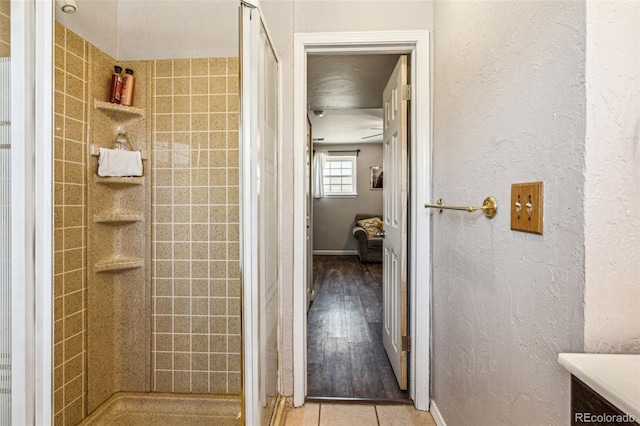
xmin=382 ymin=55 xmax=408 ymax=390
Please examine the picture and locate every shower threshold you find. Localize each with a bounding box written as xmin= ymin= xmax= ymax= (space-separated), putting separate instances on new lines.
xmin=78 ymin=392 xmax=241 ymax=426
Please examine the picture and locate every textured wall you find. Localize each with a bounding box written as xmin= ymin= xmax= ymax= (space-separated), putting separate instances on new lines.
xmin=151 ymin=58 xmax=241 ymax=394
xmin=53 ymin=23 xmax=89 ymax=426
xmin=432 ymin=2 xmax=585 ymax=425
xmin=313 ymin=143 xmax=383 ymax=252
xmin=584 ymin=1 xmax=640 ymax=353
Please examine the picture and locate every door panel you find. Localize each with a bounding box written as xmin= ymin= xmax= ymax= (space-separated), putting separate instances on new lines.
xmin=382 ymin=55 xmax=408 ymax=390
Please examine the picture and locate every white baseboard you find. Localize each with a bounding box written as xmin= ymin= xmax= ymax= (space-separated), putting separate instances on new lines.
xmin=430 ymin=400 xmax=447 ymax=426
xmin=312 ymin=250 xmax=358 ymax=256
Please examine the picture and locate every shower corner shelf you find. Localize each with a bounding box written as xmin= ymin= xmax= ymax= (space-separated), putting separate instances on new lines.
xmin=94 ymin=213 xmax=144 ymax=223
xmin=94 ymin=99 xmax=145 ymax=121
xmin=94 ymin=257 xmax=144 ymax=273
xmin=95 ymin=176 xmax=144 ymax=186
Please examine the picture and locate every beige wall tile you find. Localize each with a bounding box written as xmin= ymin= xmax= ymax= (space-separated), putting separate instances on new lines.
xmin=0 ymin=0 xmax=9 ymax=17
xmin=63 ymin=269 xmax=83 ymax=294
xmin=171 ymin=95 xmax=189 ymax=113
xmin=209 ymin=58 xmax=227 ymax=76
xmin=191 ymin=59 xmax=209 ymax=77
xmin=63 ymin=293 xmax=83 ymax=323
xmin=228 ymin=280 xmax=241 ymax=298
xmin=154 ymin=297 xmax=173 ymax=315
xmin=64 ymin=117 xmax=84 ymax=142
xmin=0 ymin=42 xmax=9 ymax=58
xmin=174 ymin=77 xmax=190 ymax=95
xmin=228 ymin=76 xmax=239 ymax=94
xmin=155 ymin=351 xmax=172 ymax=369
xmin=210 ymin=373 xmax=227 ymax=394
xmin=155 ymin=371 xmax=172 ymax=392
xmin=65 ymin=51 xmax=85 ymax=80
xmin=0 ymin=14 xmax=9 ymax=54
xmin=173 ymin=59 xmax=191 ymax=77
xmin=155 ymin=60 xmax=173 ymax=78
xmin=65 ymin=74 xmax=84 ymax=100
xmin=154 ymin=279 xmax=172 ymax=297
xmin=64 ymin=139 xmax=83 ymax=163
xmin=174 ymin=114 xmax=191 ymax=132
xmin=151 ymin=57 xmax=241 ymax=394
xmin=64 ymin=29 xmax=85 ymax=59
xmin=191 ymin=95 xmax=209 ymax=113
xmin=155 ymin=317 xmax=172 ymax=334
xmin=173 ymin=280 xmax=190 ymax=297
xmin=155 ymin=97 xmax=173 ymax=114
xmin=191 ymin=77 xmax=208 ymax=95
xmin=227 ymin=373 xmax=241 ymax=394
xmin=192 ymin=281 xmax=209 ymax=297
xmin=155 ymin=333 xmax=172 ymax=351
xmin=227 ymin=94 xmax=239 ymax=112
xmin=228 ymin=58 xmax=238 ymax=75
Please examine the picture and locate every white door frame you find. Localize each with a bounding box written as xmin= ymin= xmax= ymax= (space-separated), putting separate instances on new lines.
xmin=292 ymin=31 xmax=432 ymax=410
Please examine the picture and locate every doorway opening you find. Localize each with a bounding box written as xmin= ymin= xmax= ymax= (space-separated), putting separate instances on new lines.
xmin=306 ymin=53 xmax=410 ymax=401
xmin=292 ymin=31 xmax=432 ymax=410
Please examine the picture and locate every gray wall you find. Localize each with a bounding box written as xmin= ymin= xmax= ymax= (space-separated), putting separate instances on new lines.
xmin=313 ymin=143 xmax=383 ymax=252
xmin=584 ymin=1 xmax=640 ymax=353
xmin=432 ymin=1 xmax=585 ymax=425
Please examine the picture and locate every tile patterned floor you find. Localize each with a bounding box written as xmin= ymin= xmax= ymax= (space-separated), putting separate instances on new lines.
xmin=284 ymin=402 xmax=436 ymax=426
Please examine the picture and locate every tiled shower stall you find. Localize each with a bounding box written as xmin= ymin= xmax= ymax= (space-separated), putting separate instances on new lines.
xmin=53 ymin=22 xmax=241 ymax=425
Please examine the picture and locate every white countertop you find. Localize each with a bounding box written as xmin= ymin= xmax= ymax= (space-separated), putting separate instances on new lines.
xmin=559 ymin=353 xmax=640 ymax=421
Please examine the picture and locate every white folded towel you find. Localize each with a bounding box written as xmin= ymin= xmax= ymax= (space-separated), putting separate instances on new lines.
xmin=98 ymin=148 xmax=143 ymax=177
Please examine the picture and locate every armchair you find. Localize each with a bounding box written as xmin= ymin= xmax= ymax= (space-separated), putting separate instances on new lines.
xmin=352 ymin=213 xmax=383 ymax=263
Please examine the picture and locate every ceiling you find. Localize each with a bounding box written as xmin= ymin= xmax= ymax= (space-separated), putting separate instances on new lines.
xmin=307 ymin=54 xmax=399 ymax=144
xmin=309 ymin=109 xmax=384 ymax=144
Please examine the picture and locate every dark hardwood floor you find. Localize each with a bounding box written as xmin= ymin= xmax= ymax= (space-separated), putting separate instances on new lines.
xmin=307 ymin=255 xmax=409 ymax=400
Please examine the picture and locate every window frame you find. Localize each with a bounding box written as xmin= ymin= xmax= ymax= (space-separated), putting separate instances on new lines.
xmin=322 ymin=155 xmax=358 ymax=197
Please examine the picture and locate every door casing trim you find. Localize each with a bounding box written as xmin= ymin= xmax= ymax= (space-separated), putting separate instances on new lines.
xmin=292 ymin=30 xmax=432 ymax=410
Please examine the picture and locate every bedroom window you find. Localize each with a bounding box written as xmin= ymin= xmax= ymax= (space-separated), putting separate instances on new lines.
xmin=323 ymin=155 xmax=357 ymax=196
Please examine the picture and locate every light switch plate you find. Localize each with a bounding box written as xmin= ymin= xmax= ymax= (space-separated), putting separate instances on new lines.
xmin=511 ymin=182 xmax=544 ymax=235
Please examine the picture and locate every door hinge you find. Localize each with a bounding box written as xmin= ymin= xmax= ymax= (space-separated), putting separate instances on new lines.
xmin=402 ymin=84 xmax=411 ymax=101
xmin=402 ymin=335 xmax=411 ymax=352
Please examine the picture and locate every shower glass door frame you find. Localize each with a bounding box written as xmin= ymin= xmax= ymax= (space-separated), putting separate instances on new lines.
xmin=10 ymin=0 xmax=54 ymax=424
xmin=240 ymin=1 xmax=281 ymax=424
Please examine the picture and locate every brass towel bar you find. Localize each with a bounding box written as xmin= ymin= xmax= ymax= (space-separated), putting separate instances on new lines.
xmin=424 ymin=196 xmax=498 ymax=219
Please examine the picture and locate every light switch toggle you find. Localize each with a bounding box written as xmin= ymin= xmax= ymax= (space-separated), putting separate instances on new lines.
xmin=515 ymin=201 xmax=522 ymax=213
xmin=526 ymin=202 xmax=533 ymax=215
